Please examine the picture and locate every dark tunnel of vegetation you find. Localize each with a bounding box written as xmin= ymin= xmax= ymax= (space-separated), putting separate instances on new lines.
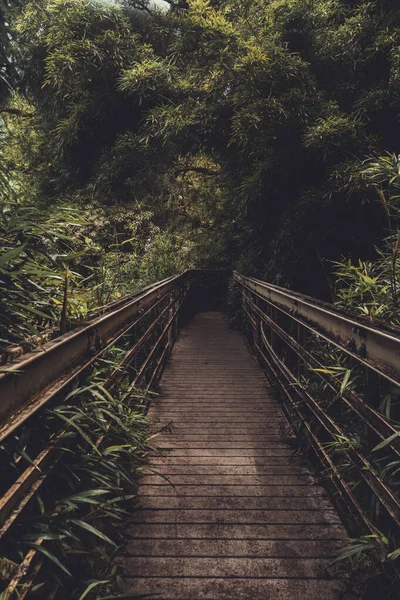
xmin=1 ymin=0 xmax=400 ymax=597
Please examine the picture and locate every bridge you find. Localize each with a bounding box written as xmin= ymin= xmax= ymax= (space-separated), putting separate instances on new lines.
xmin=1 ymin=270 xmax=399 ymax=598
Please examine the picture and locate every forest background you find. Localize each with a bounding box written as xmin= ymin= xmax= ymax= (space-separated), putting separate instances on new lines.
xmin=1 ymin=0 xmax=400 ymax=347
xmin=2 ymin=2 xmax=400 ymax=597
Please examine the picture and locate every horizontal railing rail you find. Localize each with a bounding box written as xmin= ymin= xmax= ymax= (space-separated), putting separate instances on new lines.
xmin=88 ymin=274 xmax=180 ymax=317
xmin=234 ymin=273 xmax=400 ymax=386
xmin=234 ymin=272 xmax=400 ymax=576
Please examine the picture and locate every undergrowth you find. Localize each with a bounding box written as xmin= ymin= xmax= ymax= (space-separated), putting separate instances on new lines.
xmin=0 ymin=376 xmax=153 ymax=599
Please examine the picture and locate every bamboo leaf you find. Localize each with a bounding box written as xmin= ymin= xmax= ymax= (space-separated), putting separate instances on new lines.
xmin=69 ymin=519 xmax=117 ymax=547
xmin=54 ymin=412 xmax=101 ymax=455
xmin=0 ymin=245 xmax=26 ymax=267
xmin=78 ymin=580 xmax=110 ymax=600
xmin=25 ymin=543 xmax=72 ymax=577
xmin=388 ymin=548 xmax=400 ymax=561
xmin=340 ymin=369 xmax=351 ymax=396
xmin=372 ymin=431 xmax=400 ymax=452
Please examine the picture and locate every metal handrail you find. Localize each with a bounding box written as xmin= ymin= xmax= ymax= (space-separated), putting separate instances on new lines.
xmin=234 ymin=272 xmax=400 ymax=549
xmin=234 ymin=272 xmax=400 ymax=385
xmin=0 ymin=272 xmax=187 ymax=441
xmin=0 ymin=271 xmax=194 ymax=598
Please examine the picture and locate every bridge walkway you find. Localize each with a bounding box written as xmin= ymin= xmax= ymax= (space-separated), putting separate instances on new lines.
xmin=122 ymin=312 xmax=346 ymax=599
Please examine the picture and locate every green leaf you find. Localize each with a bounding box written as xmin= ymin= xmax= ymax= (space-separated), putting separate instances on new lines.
xmin=0 ymin=244 xmax=26 ymax=267
xmin=103 ymin=444 xmax=131 ymax=455
xmin=25 ymin=543 xmax=72 ymax=577
xmin=54 ymin=412 xmax=101 ymax=455
xmin=14 ymin=303 xmax=52 ymax=319
xmin=78 ymin=580 xmax=110 ymax=600
xmin=311 ymin=367 xmax=341 ymax=375
xmin=69 ymin=519 xmax=117 ymax=547
xmin=372 ymin=431 xmax=400 ymax=452
xmin=23 ymin=533 xmax=66 ymax=541
xmin=64 ymin=489 xmax=110 ymax=504
xmin=388 ymin=548 xmax=400 ymax=561
xmin=340 ymin=369 xmax=351 ymax=396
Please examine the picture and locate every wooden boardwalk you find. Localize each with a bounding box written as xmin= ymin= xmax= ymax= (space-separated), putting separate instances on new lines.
xmin=123 ymin=312 xmax=346 ymax=599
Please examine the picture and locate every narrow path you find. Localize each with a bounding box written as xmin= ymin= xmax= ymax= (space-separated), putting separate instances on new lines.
xmin=123 ymin=312 xmax=346 ymax=599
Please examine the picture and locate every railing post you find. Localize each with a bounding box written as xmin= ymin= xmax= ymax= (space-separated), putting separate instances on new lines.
xmin=296 ymin=323 xmax=306 ymax=380
xmin=270 ymin=306 xmax=281 ymax=357
xmin=364 ymin=367 xmax=382 ymax=449
xmin=173 ymin=290 xmax=179 ymax=342
xmin=364 ymin=368 xmax=381 ymax=409
xmin=168 ymin=290 xmax=178 ymax=349
xmin=253 ymin=293 xmax=261 ymax=350
xmin=242 ymin=288 xmax=251 ymax=344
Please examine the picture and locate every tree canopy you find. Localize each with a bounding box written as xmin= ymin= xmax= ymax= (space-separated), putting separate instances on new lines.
xmin=2 ymin=2 xmax=400 ymax=596
xmin=1 ymin=0 xmax=400 ymax=342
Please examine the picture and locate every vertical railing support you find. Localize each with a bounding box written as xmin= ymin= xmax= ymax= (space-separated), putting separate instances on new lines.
xmin=253 ymin=293 xmax=261 ymax=350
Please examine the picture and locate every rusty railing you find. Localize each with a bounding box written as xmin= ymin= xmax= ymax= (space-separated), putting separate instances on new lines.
xmin=0 ymin=271 xmax=196 ymax=598
xmin=234 ymin=272 xmax=400 ymax=553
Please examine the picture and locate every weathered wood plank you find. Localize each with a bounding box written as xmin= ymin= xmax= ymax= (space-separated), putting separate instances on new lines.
xmin=124 ymin=577 xmax=343 ymax=600
xmin=123 ymin=538 xmax=343 ymax=557
xmin=128 ymin=522 xmax=346 ymax=539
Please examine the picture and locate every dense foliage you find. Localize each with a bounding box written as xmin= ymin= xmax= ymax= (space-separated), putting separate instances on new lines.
xmin=2 ymin=0 xmax=400 ymax=596
xmin=2 ymin=0 xmax=400 ymax=326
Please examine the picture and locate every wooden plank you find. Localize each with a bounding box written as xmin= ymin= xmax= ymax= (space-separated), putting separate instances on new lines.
xmin=150 ymin=456 xmax=301 ymax=465
xmin=123 ymin=556 xmax=334 ymax=577
xmin=128 ymin=522 xmax=346 ymax=539
xmin=138 ymin=475 xmax=316 ymax=486
xmin=139 ymin=485 xmax=328 ymax=497
xmin=138 ymin=496 xmax=335 ymax=511
xmin=129 ymin=509 xmax=341 ymax=525
xmin=124 ymin=577 xmax=343 ymax=600
xmin=141 ymin=465 xmax=309 ymax=475
xmin=123 ymin=538 xmax=343 ymax=557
